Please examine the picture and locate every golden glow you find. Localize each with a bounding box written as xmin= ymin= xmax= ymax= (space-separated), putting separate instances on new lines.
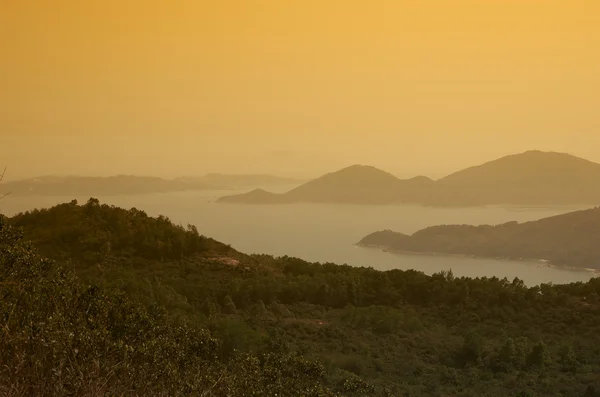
xmin=1 ymin=0 xmax=599 ymax=178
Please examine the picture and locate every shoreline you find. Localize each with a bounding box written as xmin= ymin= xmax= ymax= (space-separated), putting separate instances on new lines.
xmin=356 ymin=243 xmax=600 ymax=275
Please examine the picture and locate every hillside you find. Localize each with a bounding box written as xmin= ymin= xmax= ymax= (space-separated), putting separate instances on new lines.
xmin=0 ymin=210 xmax=340 ymax=396
xmin=5 ymin=199 xmax=600 ymax=395
xmin=285 ymin=165 xmax=424 ymax=204
xmin=440 ymin=150 xmax=600 ymax=186
xmin=2 ymin=175 xmax=218 ymax=196
xmin=215 ymin=188 xmax=287 ymax=204
xmin=358 ymin=206 xmax=600 ymax=269
xmin=431 ymin=150 xmax=600 ymax=205
xmin=9 ymin=197 xmax=241 ymax=265
xmin=217 ymin=151 xmax=600 ymax=206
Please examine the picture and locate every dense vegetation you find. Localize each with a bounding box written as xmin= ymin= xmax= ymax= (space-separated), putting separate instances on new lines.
xmin=4 ymin=199 xmax=600 ymax=396
xmin=0 ymin=207 xmax=341 ymax=396
xmin=359 ymin=206 xmax=600 ymax=269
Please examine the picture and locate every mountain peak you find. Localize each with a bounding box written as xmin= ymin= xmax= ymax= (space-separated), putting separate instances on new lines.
xmin=439 ymin=150 xmax=600 ymax=185
xmin=408 ymin=175 xmax=434 ymax=183
xmin=334 ymin=164 xmax=389 ymax=174
xmin=510 ymin=150 xmax=581 ymax=160
xmin=493 ymin=150 xmax=592 ymax=164
xmin=308 ymin=164 xmax=400 ymax=184
xmin=281 ymin=164 xmax=402 ymax=204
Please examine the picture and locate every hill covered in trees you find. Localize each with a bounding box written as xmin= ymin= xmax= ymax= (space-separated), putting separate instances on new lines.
xmin=358 ymin=206 xmax=600 ymax=270
xmin=0 ymin=212 xmax=339 ymax=396
xmin=217 ymin=151 xmax=600 ymax=206
xmin=4 ymin=199 xmax=600 ymax=396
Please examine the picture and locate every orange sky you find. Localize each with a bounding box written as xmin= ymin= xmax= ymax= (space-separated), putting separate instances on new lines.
xmin=1 ymin=0 xmax=599 ymax=179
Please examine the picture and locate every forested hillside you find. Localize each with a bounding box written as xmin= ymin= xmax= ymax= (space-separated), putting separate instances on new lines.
xmin=4 ymin=199 xmax=600 ymax=396
xmin=0 ymin=212 xmax=339 ymax=396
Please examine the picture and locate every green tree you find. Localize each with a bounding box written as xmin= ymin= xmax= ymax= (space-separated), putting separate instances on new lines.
xmin=460 ymin=330 xmax=484 ymax=365
xmin=494 ymin=337 xmax=518 ymax=372
xmin=514 ymin=337 xmax=532 ymax=369
xmin=250 ymin=299 xmax=268 ymax=317
xmin=223 ymin=294 xmax=237 ymax=314
xmin=527 ymin=341 xmax=551 ymax=370
xmin=558 ymin=343 xmax=578 ymax=373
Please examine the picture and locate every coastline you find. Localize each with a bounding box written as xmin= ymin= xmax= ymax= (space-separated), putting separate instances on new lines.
xmin=356 ymin=243 xmax=600 ymax=275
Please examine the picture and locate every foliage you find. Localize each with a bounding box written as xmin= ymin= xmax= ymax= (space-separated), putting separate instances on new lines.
xmin=5 ymin=199 xmax=600 ymax=396
xmin=0 ymin=215 xmax=340 ymax=396
xmin=10 ymin=198 xmax=237 ymax=264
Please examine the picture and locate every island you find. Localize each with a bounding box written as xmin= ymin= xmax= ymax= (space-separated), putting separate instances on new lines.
xmin=1 ymin=173 xmax=303 ymax=197
xmin=218 ymin=164 xmax=435 ymax=205
xmin=217 ymin=150 xmax=600 ymax=206
xmin=357 ymin=206 xmax=600 ymax=270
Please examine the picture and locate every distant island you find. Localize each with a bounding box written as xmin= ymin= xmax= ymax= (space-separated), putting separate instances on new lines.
xmin=217 ymin=150 xmax=600 ymax=206
xmin=217 ymin=165 xmax=435 ymax=205
xmin=175 ymin=173 xmax=304 ymax=188
xmin=357 ymin=206 xmax=600 ymax=270
xmin=1 ymin=173 xmax=303 ymax=197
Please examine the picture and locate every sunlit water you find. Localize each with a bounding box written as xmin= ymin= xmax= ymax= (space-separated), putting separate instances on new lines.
xmin=2 ymin=187 xmax=595 ymax=286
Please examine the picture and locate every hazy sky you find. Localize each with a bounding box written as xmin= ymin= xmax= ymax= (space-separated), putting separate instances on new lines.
xmin=1 ymin=0 xmax=599 ymax=180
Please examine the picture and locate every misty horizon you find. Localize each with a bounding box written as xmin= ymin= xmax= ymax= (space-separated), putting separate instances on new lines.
xmin=2 ymin=148 xmax=598 ymax=182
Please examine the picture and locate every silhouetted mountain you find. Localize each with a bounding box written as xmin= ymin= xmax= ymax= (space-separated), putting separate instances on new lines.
xmin=440 ymin=150 xmax=600 ymax=185
xmin=2 ymin=172 xmax=303 ymax=197
xmin=429 ymin=150 xmax=600 ymax=205
xmin=217 ymin=188 xmax=286 ymax=204
xmin=218 ymin=165 xmax=433 ymax=204
xmin=408 ymin=175 xmax=435 ymax=184
xmin=358 ymin=206 xmax=600 ymax=269
xmin=285 ymin=165 xmax=403 ymax=203
xmin=217 ymin=151 xmax=600 ymax=206
xmin=2 ymin=175 xmax=218 ymax=196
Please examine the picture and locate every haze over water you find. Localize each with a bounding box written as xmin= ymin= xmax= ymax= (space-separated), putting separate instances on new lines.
xmin=3 ymin=189 xmax=592 ymax=287
xmin=2 ymin=0 xmax=598 ymax=288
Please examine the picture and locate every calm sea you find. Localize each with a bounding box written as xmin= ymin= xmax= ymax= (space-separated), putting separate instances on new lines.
xmin=2 ymin=187 xmax=594 ymax=286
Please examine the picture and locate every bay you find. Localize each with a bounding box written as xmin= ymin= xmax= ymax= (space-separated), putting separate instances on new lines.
xmin=2 ymin=188 xmax=594 ymax=286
